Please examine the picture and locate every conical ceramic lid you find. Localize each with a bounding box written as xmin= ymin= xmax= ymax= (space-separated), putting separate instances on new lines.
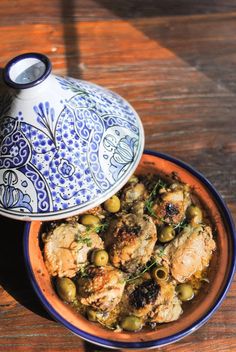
xmin=0 ymin=53 xmax=144 ymax=221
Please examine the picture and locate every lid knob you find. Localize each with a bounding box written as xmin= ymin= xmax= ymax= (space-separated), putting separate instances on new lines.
xmin=3 ymin=53 xmax=52 ymax=89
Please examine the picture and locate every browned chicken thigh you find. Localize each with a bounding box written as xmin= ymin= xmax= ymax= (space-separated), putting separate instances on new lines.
xmin=77 ymin=265 xmax=125 ymax=312
xmin=153 ymin=183 xmax=191 ymax=225
xmin=104 ymin=213 xmax=157 ymax=273
xmin=125 ymin=278 xmax=182 ymax=323
xmin=43 ymin=222 xmax=104 ymax=278
xmin=164 ymin=224 xmax=216 ymax=282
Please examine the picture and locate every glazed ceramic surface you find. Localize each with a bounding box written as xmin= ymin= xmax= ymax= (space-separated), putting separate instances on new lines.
xmin=0 ymin=53 xmax=144 ymax=221
xmin=23 ymin=151 xmax=236 ymax=350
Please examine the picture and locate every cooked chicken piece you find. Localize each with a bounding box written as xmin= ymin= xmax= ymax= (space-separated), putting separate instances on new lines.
xmin=120 ymin=181 xmax=147 ymax=215
xmin=77 ymin=265 xmax=125 ymax=312
xmin=125 ymin=278 xmax=182 ymax=323
xmin=149 ymin=281 xmax=183 ymax=323
xmin=104 ymin=214 xmax=157 ymax=273
xmin=127 ymin=278 xmax=160 ymax=318
xmin=152 ymin=183 xmax=191 ymax=225
xmin=44 ymin=222 xmax=104 ymax=278
xmin=164 ymin=224 xmax=216 ymax=283
xmin=122 ymin=182 xmax=147 ymax=202
xmin=132 ymin=201 xmax=145 ymax=217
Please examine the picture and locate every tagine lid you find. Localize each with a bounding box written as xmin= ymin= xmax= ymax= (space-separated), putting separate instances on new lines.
xmin=0 ymin=53 xmax=144 ymax=221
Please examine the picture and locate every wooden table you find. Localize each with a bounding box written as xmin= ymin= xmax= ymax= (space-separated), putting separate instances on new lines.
xmin=0 ymin=1 xmax=236 ymax=351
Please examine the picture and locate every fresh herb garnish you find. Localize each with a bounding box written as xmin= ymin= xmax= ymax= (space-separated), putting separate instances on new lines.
xmin=157 ymin=247 xmax=165 ymax=257
xmin=145 ymin=199 xmax=157 ymax=218
xmin=75 ymin=233 xmax=92 ymax=247
xmin=94 ymin=222 xmax=109 ymax=233
xmin=78 ymin=264 xmax=89 ymax=278
xmin=144 ymin=179 xmax=167 ymax=217
xmin=85 ymin=222 xmax=109 ymax=235
xmin=173 ymin=218 xmax=188 ymax=233
xmin=126 ymin=260 xmax=157 ymax=283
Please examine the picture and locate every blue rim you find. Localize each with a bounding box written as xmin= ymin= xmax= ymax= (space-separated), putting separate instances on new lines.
xmin=3 ymin=52 xmax=52 ymax=89
xmin=23 ymin=150 xmax=236 ymax=349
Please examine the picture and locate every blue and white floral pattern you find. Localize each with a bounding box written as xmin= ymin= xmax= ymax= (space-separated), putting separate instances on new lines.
xmin=34 ymin=102 xmax=56 ymax=144
xmin=0 ymin=170 xmax=32 ymax=212
xmin=0 ymin=75 xmax=143 ymax=219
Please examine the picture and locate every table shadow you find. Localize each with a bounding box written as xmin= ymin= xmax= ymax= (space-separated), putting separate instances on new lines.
xmin=61 ymin=0 xmax=81 ymax=78
xmin=93 ymin=0 xmax=236 ymax=95
xmin=0 ymin=215 xmax=51 ymax=320
xmin=59 ymin=0 xmax=236 ymax=95
xmin=84 ymin=341 xmax=122 ymax=352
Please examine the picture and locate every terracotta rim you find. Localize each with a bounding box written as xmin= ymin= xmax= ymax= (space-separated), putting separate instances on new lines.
xmin=23 ymin=150 xmax=236 ymax=349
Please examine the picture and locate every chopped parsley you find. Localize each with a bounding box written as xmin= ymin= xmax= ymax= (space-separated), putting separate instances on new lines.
xmin=75 ymin=233 xmax=92 ymax=247
xmin=94 ymin=222 xmax=109 ymax=234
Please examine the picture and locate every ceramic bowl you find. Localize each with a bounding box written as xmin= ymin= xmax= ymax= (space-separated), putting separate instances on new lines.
xmin=23 ymin=150 xmax=236 ymax=349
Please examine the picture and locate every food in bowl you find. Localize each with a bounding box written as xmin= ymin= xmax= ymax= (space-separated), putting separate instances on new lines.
xmin=24 ymin=152 xmax=236 ymax=349
xmin=40 ymin=170 xmax=216 ymax=332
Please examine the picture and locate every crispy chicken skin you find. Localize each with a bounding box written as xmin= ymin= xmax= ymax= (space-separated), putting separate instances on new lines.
xmin=164 ymin=225 xmax=216 ymax=283
xmin=125 ymin=278 xmax=182 ymax=323
xmin=104 ymin=214 xmax=157 ymax=273
xmin=149 ymin=281 xmax=183 ymax=323
xmin=153 ymin=183 xmax=191 ymax=225
xmin=77 ymin=265 xmax=125 ymax=311
xmin=43 ymin=222 xmax=104 ymax=278
xmin=126 ymin=278 xmax=160 ymax=318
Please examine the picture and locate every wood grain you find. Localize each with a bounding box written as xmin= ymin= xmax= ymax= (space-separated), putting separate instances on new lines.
xmin=0 ymin=1 xmax=235 ymax=351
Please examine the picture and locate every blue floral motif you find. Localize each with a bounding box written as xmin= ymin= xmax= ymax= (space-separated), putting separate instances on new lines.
xmin=33 ymin=102 xmax=56 ymax=143
xmin=56 ymin=77 xmax=88 ymax=95
xmin=58 ymin=158 xmax=75 ymax=178
xmin=0 ymin=170 xmax=32 ymax=212
xmin=109 ymin=135 xmax=138 ymax=181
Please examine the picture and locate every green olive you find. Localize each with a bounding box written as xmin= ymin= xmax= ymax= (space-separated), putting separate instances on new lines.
xmin=152 ymin=266 xmax=168 ymax=282
xmin=80 ymin=214 xmax=100 ymax=226
xmin=176 ymin=283 xmax=194 ymax=301
xmin=159 ymin=225 xmax=175 ymax=243
xmin=103 ymin=195 xmax=120 ymax=213
xmin=87 ymin=308 xmax=98 ymax=322
xmin=133 ymin=183 xmax=145 ymax=197
xmin=91 ymin=249 xmax=109 ymax=266
xmin=56 ymin=277 xmax=76 ymax=303
xmin=128 ymin=174 xmax=139 ymax=183
xmin=186 ymin=205 xmax=202 ymax=224
xmin=120 ymin=315 xmax=142 ymax=331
